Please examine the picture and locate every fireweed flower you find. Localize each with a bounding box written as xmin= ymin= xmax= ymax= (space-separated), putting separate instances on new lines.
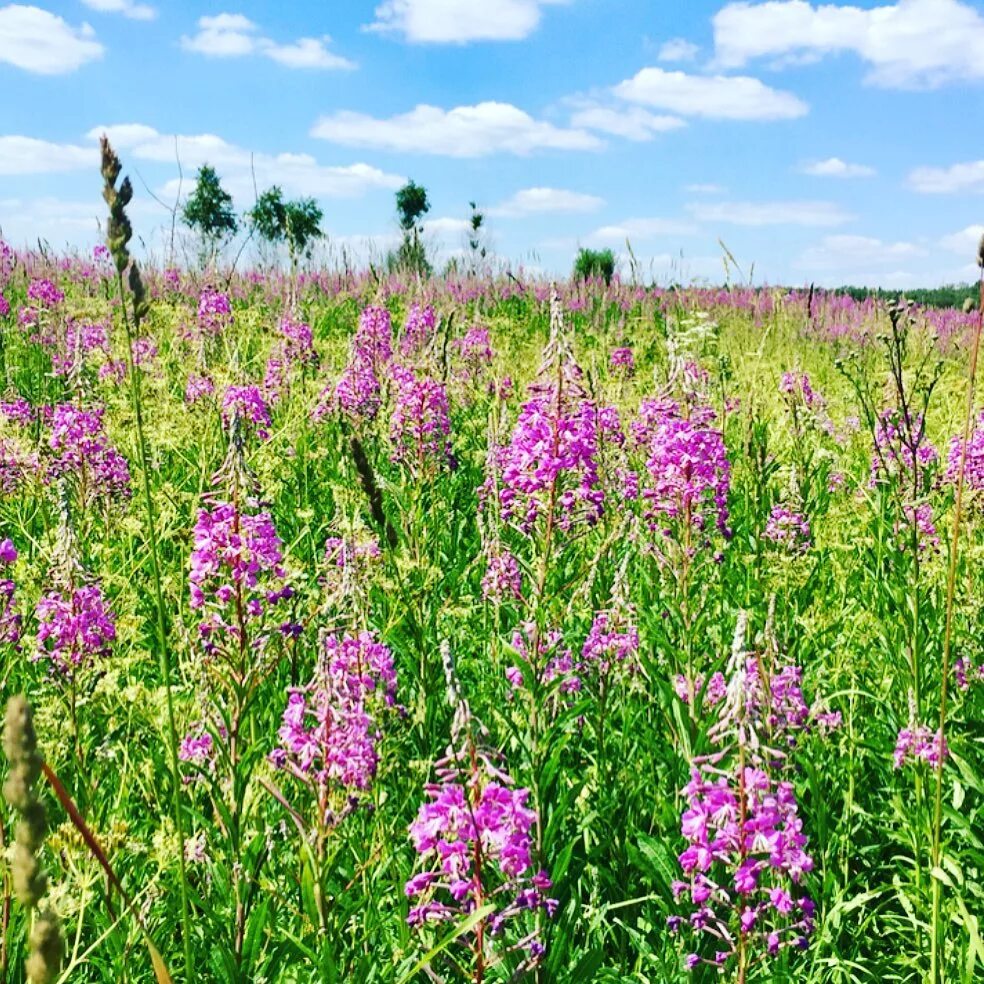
xmin=271 ymin=631 xmax=398 ymax=814
xmin=197 ymin=289 xmax=233 ymax=336
xmin=764 ymin=506 xmax=812 ymax=553
xmin=674 ymin=671 xmax=727 ymax=707
xmin=26 ymin=279 xmax=64 ymax=309
xmin=896 ymin=501 xmax=939 ymax=553
xmin=580 ymin=609 xmax=640 ymax=678
xmin=954 ymin=657 xmax=984 ymax=691
xmin=0 ymin=294 xmax=10 ymax=318
xmin=2 ymin=398 xmax=36 ymax=428
xmin=221 ymin=385 xmax=272 ymax=441
xmin=671 ymin=619 xmax=820 ymax=970
xmin=450 ymin=326 xmax=494 ymax=385
xmin=130 ymin=336 xmax=158 ymax=370
xmin=0 ymin=440 xmax=37 ymax=497
xmin=185 ymin=373 xmax=215 ymax=405
xmin=490 ymin=394 xmax=607 ymax=534
xmin=46 ymin=404 xmax=131 ymax=503
xmin=389 ymin=365 xmax=454 ymax=473
xmin=509 ymin=623 xmax=581 ymax=695
xmin=893 ymin=725 xmax=948 ymax=769
xmin=188 ymin=502 xmax=294 ymax=664
xmin=870 ymin=408 xmax=938 ymax=488
xmin=945 ymin=411 xmax=984 ymax=491
xmin=610 ymin=346 xmax=634 ymax=376
xmin=278 ymin=313 xmax=316 ymax=366
xmin=481 ymin=548 xmax=522 ymax=602
xmin=0 ymin=239 xmax=14 ymax=285
xmin=0 ymin=538 xmax=21 ymax=648
xmin=34 ymin=583 xmax=116 ymax=679
xmin=399 ymin=303 xmax=437 ymax=358
xmin=634 ymin=399 xmax=731 ymax=536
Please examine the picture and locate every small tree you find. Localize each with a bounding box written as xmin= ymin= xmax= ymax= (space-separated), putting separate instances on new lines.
xmin=467 ymin=200 xmax=487 ymax=268
xmin=182 ymin=164 xmax=238 ymax=265
xmin=391 ymin=180 xmax=431 ymax=276
xmin=249 ymin=186 xmax=324 ymax=274
xmin=573 ymin=247 xmax=616 ymax=285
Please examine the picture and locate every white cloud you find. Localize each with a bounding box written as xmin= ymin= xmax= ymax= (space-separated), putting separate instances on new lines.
xmin=908 ymin=160 xmax=984 ymax=194
xmin=587 ymin=217 xmax=699 ymax=245
xmin=490 ymin=187 xmax=605 ymax=217
xmin=658 ymin=37 xmax=699 ymax=62
xmin=422 ymin=216 xmax=471 ymax=235
xmin=568 ymin=104 xmax=686 ymax=141
xmin=615 ymin=66 xmax=808 ymax=120
xmin=800 ymin=157 xmax=876 ymax=178
xmin=685 ymin=183 xmax=726 ymax=194
xmin=688 ymin=199 xmax=854 ymax=226
xmin=311 ymin=102 xmax=602 ymax=157
xmin=181 ymin=13 xmax=355 ymax=69
xmin=0 ymin=136 xmax=95 ymax=175
xmin=794 ymin=234 xmax=926 ymax=270
xmin=81 ymin=0 xmax=155 ymax=21
xmin=939 ymin=225 xmax=984 ymax=256
xmin=0 ymin=5 xmax=103 ymax=74
xmin=86 ymin=124 xmax=404 ymax=201
xmin=366 ymin=0 xmax=567 ymax=42
xmin=713 ymin=0 xmax=984 ymax=88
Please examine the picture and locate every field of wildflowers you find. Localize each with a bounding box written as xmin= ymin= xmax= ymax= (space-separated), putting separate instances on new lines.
xmin=0 ymin=146 xmax=983 ymax=984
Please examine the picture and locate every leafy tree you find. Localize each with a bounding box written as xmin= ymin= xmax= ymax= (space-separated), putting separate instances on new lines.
xmin=573 ymin=247 xmax=616 ymax=284
xmin=468 ymin=200 xmax=487 ymax=267
xmin=248 ymin=186 xmax=324 ymax=273
xmin=182 ymin=164 xmax=238 ymax=264
xmin=390 ymin=180 xmax=431 ymax=276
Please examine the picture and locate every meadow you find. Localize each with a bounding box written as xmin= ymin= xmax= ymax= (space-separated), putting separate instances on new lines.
xmin=0 ymin=147 xmax=983 ymax=984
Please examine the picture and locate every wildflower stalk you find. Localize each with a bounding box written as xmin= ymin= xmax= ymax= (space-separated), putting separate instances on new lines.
xmin=100 ymin=136 xmax=194 ymax=982
xmin=929 ymin=244 xmax=984 ymax=984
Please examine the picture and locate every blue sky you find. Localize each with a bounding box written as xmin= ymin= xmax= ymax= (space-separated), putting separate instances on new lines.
xmin=1 ymin=0 xmax=983 ymax=285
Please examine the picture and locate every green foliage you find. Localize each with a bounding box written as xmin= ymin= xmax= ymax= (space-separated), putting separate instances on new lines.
xmin=181 ymin=165 xmax=238 ymax=263
xmin=573 ymin=247 xmax=616 ymax=284
xmin=389 ymin=180 xmax=432 ymax=277
xmin=248 ymin=186 xmax=324 ymax=267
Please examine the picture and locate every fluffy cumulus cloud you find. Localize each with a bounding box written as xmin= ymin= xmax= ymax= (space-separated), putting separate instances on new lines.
xmin=181 ymin=13 xmax=355 ymax=69
xmin=939 ymin=225 xmax=984 ymax=256
xmin=712 ymin=0 xmax=984 ymax=88
xmin=800 ymin=157 xmax=876 ymax=178
xmin=0 ymin=136 xmax=96 ymax=175
xmin=794 ymin=234 xmax=927 ymax=270
xmin=85 ymin=124 xmax=404 ymax=201
xmin=614 ymin=67 xmax=808 ymax=120
xmin=490 ymin=187 xmax=605 ymax=217
xmin=567 ymin=103 xmax=686 ymax=141
xmin=0 ymin=4 xmax=104 ymax=74
xmin=688 ymin=199 xmax=854 ymax=226
xmin=586 ymin=216 xmax=699 ymax=245
xmin=658 ymin=37 xmax=699 ymax=62
xmin=311 ymin=102 xmax=602 ymax=157
xmin=907 ymin=160 xmax=984 ymax=194
xmin=80 ymin=0 xmax=156 ymax=21
xmin=366 ymin=0 xmax=568 ymax=42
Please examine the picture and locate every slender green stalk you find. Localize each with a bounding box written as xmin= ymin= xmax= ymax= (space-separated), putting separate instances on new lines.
xmin=929 ymin=266 xmax=984 ymax=984
xmin=116 ymin=273 xmax=196 ymax=982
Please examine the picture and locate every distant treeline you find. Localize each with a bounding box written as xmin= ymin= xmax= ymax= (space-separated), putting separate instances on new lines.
xmin=828 ymin=283 xmax=980 ymax=309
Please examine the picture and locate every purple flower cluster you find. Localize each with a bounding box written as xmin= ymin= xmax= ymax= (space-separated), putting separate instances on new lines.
xmin=35 ymin=583 xmax=116 ymax=678
xmin=271 ymin=631 xmax=397 ymax=808
xmin=27 ymin=278 xmax=64 ymax=308
xmin=189 ymin=503 xmax=292 ymax=657
xmin=197 ymin=289 xmax=233 ymax=336
xmin=46 ymin=404 xmax=132 ymax=501
xmin=0 ymin=439 xmax=36 ymax=496
xmin=492 ymin=396 xmax=606 ymax=534
xmin=481 ymin=549 xmax=522 ymax=602
xmin=399 ymin=303 xmax=437 ymax=357
xmin=0 ymin=539 xmax=21 ymax=648
xmin=406 ymin=761 xmax=555 ymax=951
xmin=185 ymin=373 xmax=215 ymax=405
xmin=945 ymin=411 xmax=984 ymax=491
xmin=0 ymin=240 xmax=14 ymax=285
xmin=954 ymin=656 xmax=984 ymax=690
xmin=780 ymin=371 xmax=822 ymax=409
xmin=675 ymin=671 xmax=727 ymax=707
xmin=893 ymin=725 xmax=948 ymax=769
xmin=871 ymin=408 xmax=938 ymax=486
xmin=278 ymin=313 xmax=316 ymax=366
xmin=131 ymin=335 xmax=158 ymax=369
xmin=635 ymin=400 xmax=731 ymax=536
xmin=0 ymin=293 xmax=9 ymax=319
xmin=610 ymin=346 xmax=634 ymax=376
xmin=580 ymin=610 xmax=640 ymax=677
xmin=389 ymin=366 xmax=453 ymax=472
xmin=222 ymin=384 xmax=272 ymax=441
xmin=764 ymin=506 xmax=812 ymax=553
xmin=450 ymin=326 xmax=494 ymax=383
xmin=671 ymin=765 xmax=815 ymax=967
